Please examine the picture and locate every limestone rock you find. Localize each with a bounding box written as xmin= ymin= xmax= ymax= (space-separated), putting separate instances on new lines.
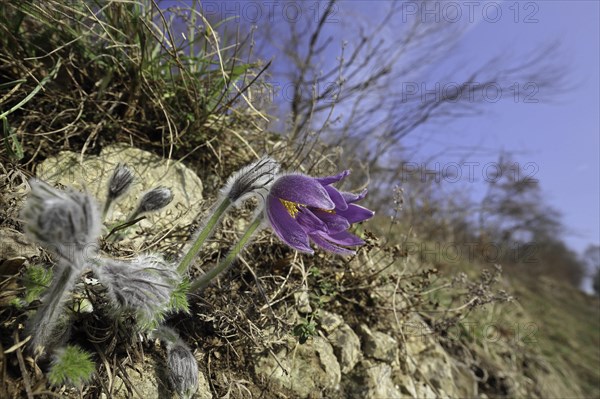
xmin=0 ymin=228 xmax=40 ymax=275
xmin=111 ymin=361 xmax=163 ymax=399
xmin=396 ymin=373 xmax=418 ymax=397
xmin=358 ymin=324 xmax=399 ymax=364
xmin=0 ymin=228 xmax=40 ymax=260
xmin=414 ymin=381 xmax=440 ymax=398
xmin=400 ymin=314 xmax=477 ymax=398
xmin=319 ymin=310 xmax=344 ymax=334
xmin=294 ymin=290 xmax=312 ymax=314
xmin=360 ymin=360 xmax=402 ymax=399
xmin=196 ymin=371 xmax=213 ymax=399
xmin=452 ymin=361 xmax=478 ymax=398
xmin=254 ymin=336 xmax=341 ymax=398
xmin=328 ymin=324 xmax=361 ymax=374
xmin=109 ymin=359 xmax=211 ymax=399
xmin=36 ymin=144 xmax=203 ymax=239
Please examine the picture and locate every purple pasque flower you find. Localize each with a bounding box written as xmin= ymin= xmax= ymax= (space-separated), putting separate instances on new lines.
xmin=265 ymin=170 xmax=374 ymax=255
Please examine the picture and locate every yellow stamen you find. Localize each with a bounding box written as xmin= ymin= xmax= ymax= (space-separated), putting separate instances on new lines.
xmin=280 ymin=199 xmax=301 ymax=218
xmin=279 ymin=198 xmax=336 ymax=218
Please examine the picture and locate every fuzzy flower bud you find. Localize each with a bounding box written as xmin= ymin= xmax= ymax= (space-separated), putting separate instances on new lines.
xmin=153 ymin=326 xmax=198 ymax=399
xmin=21 ymin=179 xmax=101 ymax=264
xmin=130 ymin=185 xmax=173 ymax=218
xmin=177 ymin=157 xmax=280 ymax=275
xmin=108 ymin=163 xmax=134 ymax=201
xmin=223 ymin=157 xmax=280 ymax=205
xmin=93 ymin=254 xmax=179 ymax=323
xmin=126 ymin=186 xmax=173 ymax=223
xmin=167 ymin=339 xmax=198 ymax=398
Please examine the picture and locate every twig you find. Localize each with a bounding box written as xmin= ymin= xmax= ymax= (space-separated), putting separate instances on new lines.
xmin=13 ymin=332 xmax=33 ymax=399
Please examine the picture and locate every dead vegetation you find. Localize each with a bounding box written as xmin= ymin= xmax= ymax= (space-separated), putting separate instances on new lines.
xmin=1 ymin=1 xmax=598 ymax=398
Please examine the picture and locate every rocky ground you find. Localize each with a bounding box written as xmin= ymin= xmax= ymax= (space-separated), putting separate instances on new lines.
xmin=1 ymin=2 xmax=598 ymax=397
xmin=2 ymin=145 xmax=597 ymax=398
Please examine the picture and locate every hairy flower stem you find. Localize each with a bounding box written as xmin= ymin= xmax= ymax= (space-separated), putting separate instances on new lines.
xmin=190 ymin=215 xmax=262 ymax=293
xmin=28 ymin=263 xmax=77 ymax=353
xmin=102 ymin=198 xmax=113 ymax=220
xmin=177 ymin=198 xmax=232 ymax=275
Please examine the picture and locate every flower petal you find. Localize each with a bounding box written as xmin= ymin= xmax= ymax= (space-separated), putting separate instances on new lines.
xmin=336 ymin=204 xmax=375 ymax=224
xmin=324 ymin=185 xmax=348 ymax=211
xmin=311 ymin=210 xmax=350 ymax=234
xmin=316 ymin=170 xmax=350 ymax=186
xmin=326 ymin=231 xmax=365 ymax=247
xmin=266 ymin=195 xmax=313 ymax=253
xmin=309 ymin=232 xmax=356 ymax=255
xmin=296 ymin=208 xmax=328 ymax=234
xmin=341 ymin=189 xmax=368 ymax=204
xmin=270 ymin=174 xmax=334 ymax=210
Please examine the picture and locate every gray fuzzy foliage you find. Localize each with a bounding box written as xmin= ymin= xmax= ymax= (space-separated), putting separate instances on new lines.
xmin=223 ymin=157 xmax=280 ymax=204
xmin=94 ymin=254 xmax=179 ymax=322
xmin=154 ymin=326 xmax=198 ymax=399
xmin=21 ymin=180 xmax=101 ymax=355
xmin=107 ymin=163 xmax=134 ymax=201
xmin=21 ymin=179 xmax=102 ymax=264
xmin=27 ymin=262 xmax=76 ymax=355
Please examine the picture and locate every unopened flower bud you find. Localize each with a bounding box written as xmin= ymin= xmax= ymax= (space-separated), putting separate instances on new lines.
xmin=126 ymin=186 xmax=173 ymax=222
xmin=167 ymin=340 xmax=198 ymax=398
xmin=153 ymin=326 xmax=198 ymax=399
xmin=137 ymin=186 xmax=173 ymax=214
xmin=108 ymin=163 xmax=134 ymax=201
xmin=223 ymin=157 xmax=280 ymax=204
xmin=177 ymin=157 xmax=280 ymax=275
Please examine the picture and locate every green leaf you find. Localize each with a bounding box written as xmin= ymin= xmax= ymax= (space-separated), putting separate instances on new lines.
xmin=48 ymin=345 xmax=95 ymax=387
xmin=169 ymin=277 xmax=191 ymax=314
xmin=23 ymin=264 xmax=53 ymax=304
xmin=293 ymin=319 xmax=317 ymax=344
xmin=1 ymin=117 xmax=24 ymax=161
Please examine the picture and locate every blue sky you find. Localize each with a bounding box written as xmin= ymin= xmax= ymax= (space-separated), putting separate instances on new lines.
xmin=179 ymin=1 xmax=599 ymax=283
xmin=407 ymin=1 xmax=600 ymax=255
xmin=288 ymin=1 xmax=599 ymax=256
xmin=344 ymin=0 xmax=599 ymax=287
